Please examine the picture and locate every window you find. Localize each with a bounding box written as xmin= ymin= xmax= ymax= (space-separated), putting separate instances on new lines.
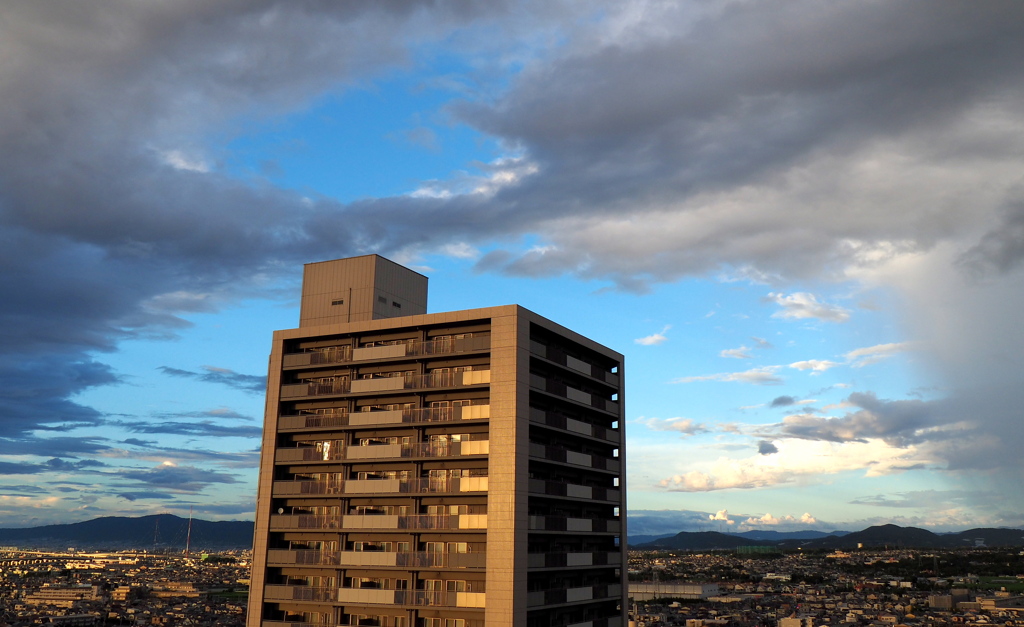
xmin=421 ymin=620 xmax=464 ymax=627
xmin=356 ymin=470 xmax=410 ymax=480
xmin=359 ymin=436 xmax=409 ymax=446
xmin=331 ymin=298 xmax=344 ymax=306
xmin=378 ymin=296 xmax=387 ymax=304
xmin=392 ymin=301 xmax=401 ymax=308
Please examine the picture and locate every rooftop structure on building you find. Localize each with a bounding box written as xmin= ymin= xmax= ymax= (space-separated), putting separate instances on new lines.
xmin=247 ymin=255 xmax=627 ymax=627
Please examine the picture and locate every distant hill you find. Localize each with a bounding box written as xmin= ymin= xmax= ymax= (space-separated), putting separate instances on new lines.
xmin=732 ymin=530 xmax=850 ymax=541
xmin=638 ymin=531 xmax=767 ymax=551
xmin=627 ymin=533 xmax=676 ymax=546
xmin=793 ymin=525 xmax=1024 ymax=550
xmin=635 ymin=524 xmax=1024 ymax=551
xmin=0 ymin=514 xmax=254 ymax=550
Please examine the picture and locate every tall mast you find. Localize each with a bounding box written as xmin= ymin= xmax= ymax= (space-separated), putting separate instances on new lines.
xmin=185 ymin=507 xmax=193 ymax=557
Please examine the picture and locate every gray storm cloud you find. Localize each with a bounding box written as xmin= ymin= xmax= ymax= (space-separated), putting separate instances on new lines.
xmin=1 ymin=0 xmax=1023 ymax=514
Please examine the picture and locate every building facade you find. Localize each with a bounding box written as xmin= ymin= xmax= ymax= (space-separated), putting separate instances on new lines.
xmin=248 ymin=256 xmax=626 ymax=627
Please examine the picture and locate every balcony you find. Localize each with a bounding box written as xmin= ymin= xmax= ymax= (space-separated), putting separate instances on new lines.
xmin=335 ymin=588 xmax=486 ymax=608
xmin=276 ymin=446 xmax=347 ymax=463
xmin=281 ymin=370 xmax=490 ymax=399
xmin=527 ymin=552 xmax=622 ymax=569
xmin=276 ymin=440 xmax=489 ymax=464
xmin=526 ymin=583 xmax=622 ymax=608
xmin=527 ymin=516 xmax=620 ymax=533
xmin=529 ymin=444 xmax=620 ymax=473
xmin=528 ymin=479 xmax=620 ymax=502
xmin=269 ymin=513 xmax=488 ymax=531
xmin=263 ymin=622 xmax=486 ymax=627
xmin=529 ymin=375 xmax=619 ymax=414
xmin=266 ymin=549 xmax=486 ymax=569
xmin=345 ymin=440 xmax=489 ymax=460
xmin=263 ymin=585 xmax=336 ymax=603
xmin=272 ymin=476 xmax=488 ymax=496
xmin=530 ymin=409 xmax=620 ymax=444
xmin=278 ymin=405 xmax=490 ymax=431
xmin=282 ymin=335 xmax=491 ymax=368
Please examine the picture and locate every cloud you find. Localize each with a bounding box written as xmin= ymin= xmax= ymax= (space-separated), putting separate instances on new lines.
xmin=743 ymin=512 xmax=817 ymax=527
xmin=635 ymin=325 xmax=671 ymax=346
xmin=158 ymin=366 xmax=266 ymax=393
xmin=751 ymin=337 xmax=773 ymax=349
xmin=789 ymin=359 xmax=841 ymax=373
xmin=777 ymin=391 xmax=957 ymax=447
xmin=709 ymin=509 xmax=734 ymax=525
xmin=844 ymin=342 xmax=912 ymax=368
xmin=118 ymin=463 xmax=239 ymax=493
xmin=657 ymin=436 xmax=933 ymax=492
xmin=116 ymin=491 xmax=175 ymax=502
xmin=673 ymin=366 xmax=783 ymax=386
xmin=720 ymin=346 xmax=752 ymax=359
xmin=636 ymin=417 xmax=708 ymax=436
xmin=848 ymin=490 xmax=984 ymax=510
xmin=116 ymin=420 xmax=263 ymax=440
xmin=757 ymin=440 xmax=778 ymax=455
xmin=767 ymin=292 xmax=851 ymax=323
xmin=770 ymin=395 xmax=797 ymax=408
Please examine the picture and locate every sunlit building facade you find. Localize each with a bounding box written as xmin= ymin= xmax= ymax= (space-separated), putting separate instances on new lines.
xmin=248 ymin=255 xmax=626 ymax=627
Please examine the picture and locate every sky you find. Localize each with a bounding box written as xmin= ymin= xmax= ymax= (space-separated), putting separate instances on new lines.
xmin=2 ymin=0 xmax=1024 ymax=534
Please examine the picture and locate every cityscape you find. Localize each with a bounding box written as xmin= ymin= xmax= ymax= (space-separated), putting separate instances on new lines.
xmin=3 ymin=1 xmax=1024 ymax=627
xmin=1 ymin=535 xmax=1023 ymax=626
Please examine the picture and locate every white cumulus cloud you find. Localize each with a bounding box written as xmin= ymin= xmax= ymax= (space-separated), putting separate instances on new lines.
xmin=768 ymin=292 xmax=851 ymax=323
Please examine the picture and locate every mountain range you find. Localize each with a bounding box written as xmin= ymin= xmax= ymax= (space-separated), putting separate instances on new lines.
xmin=0 ymin=514 xmax=254 ymax=551
xmin=2 ymin=515 xmax=1022 ymax=552
xmin=633 ymin=524 xmax=1024 ymax=551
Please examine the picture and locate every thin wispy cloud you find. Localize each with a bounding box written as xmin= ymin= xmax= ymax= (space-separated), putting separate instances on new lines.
xmin=789 ymin=359 xmax=841 ymax=373
xmin=720 ymin=346 xmax=752 ymax=359
xmin=636 ymin=417 xmax=708 ymax=436
xmin=635 ymin=325 xmax=671 ymax=346
xmin=158 ymin=366 xmax=266 ymax=393
xmin=845 ymin=342 xmax=912 ymax=368
xmin=673 ymin=366 xmax=784 ymax=386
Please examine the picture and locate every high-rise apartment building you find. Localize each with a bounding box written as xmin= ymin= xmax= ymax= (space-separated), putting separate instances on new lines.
xmin=248 ymin=256 xmax=626 ymax=627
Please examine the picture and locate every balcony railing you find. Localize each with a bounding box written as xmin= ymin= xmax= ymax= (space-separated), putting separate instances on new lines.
xmin=335 ymin=588 xmax=486 ymax=608
xmin=527 ymin=552 xmax=622 ymax=569
xmin=264 ymin=585 xmax=336 ymax=603
xmin=529 ymin=444 xmax=620 ymax=473
xmin=262 ymin=621 xmax=487 ymax=627
xmin=276 ymin=440 xmax=489 ymax=463
xmin=345 ymin=439 xmax=489 ymax=460
xmin=529 ymin=342 xmax=620 ymax=387
xmin=273 ymin=476 xmax=488 ymax=496
xmin=281 ymin=370 xmax=490 ymax=399
xmin=267 ymin=549 xmax=486 ymax=569
xmin=528 ymin=375 xmax=619 ymax=414
xmin=526 ymin=583 xmax=621 ymax=607
xmin=275 ymin=446 xmax=347 ymax=463
xmin=277 ymin=405 xmax=490 ymax=431
xmin=530 ymin=409 xmax=620 ymax=444
xmin=283 ymin=335 xmax=491 ymax=368
xmin=528 ymin=479 xmax=620 ymax=502
xmin=270 ymin=513 xmax=488 ymax=531
xmin=527 ymin=516 xmax=620 ymax=533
